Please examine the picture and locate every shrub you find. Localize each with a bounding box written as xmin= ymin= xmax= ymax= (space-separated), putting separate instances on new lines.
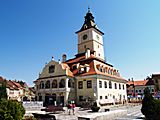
xmin=0 ymin=99 xmax=25 ymax=120
xmin=91 ymin=102 xmax=100 ymax=112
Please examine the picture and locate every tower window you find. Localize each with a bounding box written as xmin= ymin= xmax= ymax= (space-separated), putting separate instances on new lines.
xmin=105 ymin=81 xmax=107 ymax=88
xmin=84 ymin=45 xmax=86 ymax=49
xmin=123 ymin=85 xmax=125 ymax=90
xmin=119 ymin=84 xmax=121 ymax=89
xmin=99 ymin=81 xmax=102 ymax=88
xmin=115 ymin=83 xmax=117 ymax=89
xmin=109 ymin=81 xmax=112 ymax=89
xmin=78 ymin=81 xmax=83 ymax=89
xmin=98 ymin=53 xmax=100 ymax=56
xmin=87 ymin=80 xmax=92 ymax=88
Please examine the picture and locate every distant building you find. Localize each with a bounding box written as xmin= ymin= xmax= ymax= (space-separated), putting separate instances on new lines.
xmin=0 ymin=76 xmax=35 ymax=101
xmin=152 ymin=73 xmax=160 ymax=91
xmin=6 ymin=80 xmax=24 ymax=101
xmin=127 ymin=79 xmax=155 ymax=100
xmin=34 ymin=9 xmax=127 ymax=106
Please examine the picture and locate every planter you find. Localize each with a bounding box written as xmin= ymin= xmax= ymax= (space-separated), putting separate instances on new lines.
xmin=91 ymin=102 xmax=100 ymax=112
xmin=91 ymin=106 xmax=100 ymax=112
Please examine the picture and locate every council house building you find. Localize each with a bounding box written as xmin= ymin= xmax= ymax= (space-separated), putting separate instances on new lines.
xmin=34 ymin=9 xmax=127 ymax=107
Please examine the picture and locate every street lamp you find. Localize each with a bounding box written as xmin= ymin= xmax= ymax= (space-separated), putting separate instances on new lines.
xmin=132 ymin=78 xmax=135 ymax=98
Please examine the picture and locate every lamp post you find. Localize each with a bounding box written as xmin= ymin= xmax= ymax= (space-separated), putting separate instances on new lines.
xmin=132 ymin=78 xmax=135 ymax=98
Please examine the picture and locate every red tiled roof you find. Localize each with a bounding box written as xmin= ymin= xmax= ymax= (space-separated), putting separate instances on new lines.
xmin=11 ymin=81 xmax=23 ymax=89
xmin=61 ymin=63 xmax=74 ymax=77
xmin=66 ymin=55 xmax=86 ymax=64
xmin=127 ymin=80 xmax=148 ymax=86
xmin=6 ymin=80 xmax=18 ymax=90
xmin=68 ymin=55 xmax=126 ymax=82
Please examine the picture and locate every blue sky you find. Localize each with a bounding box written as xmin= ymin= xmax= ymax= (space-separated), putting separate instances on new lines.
xmin=0 ymin=0 xmax=160 ymax=86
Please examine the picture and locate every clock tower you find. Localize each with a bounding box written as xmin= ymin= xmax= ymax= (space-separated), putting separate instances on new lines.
xmin=76 ymin=8 xmax=105 ymax=60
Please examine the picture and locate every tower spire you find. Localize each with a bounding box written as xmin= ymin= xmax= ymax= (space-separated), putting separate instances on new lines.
xmin=76 ymin=8 xmax=104 ymax=35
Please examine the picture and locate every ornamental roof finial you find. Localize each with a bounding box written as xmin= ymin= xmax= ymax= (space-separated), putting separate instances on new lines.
xmin=88 ymin=6 xmax=90 ymax=13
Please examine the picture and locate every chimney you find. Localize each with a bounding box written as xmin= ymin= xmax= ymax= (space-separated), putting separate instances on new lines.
xmin=62 ymin=54 xmax=67 ymax=62
xmin=85 ymin=48 xmax=90 ymax=58
xmin=51 ymin=56 xmax=54 ymax=61
xmin=58 ymin=59 xmax=61 ymax=64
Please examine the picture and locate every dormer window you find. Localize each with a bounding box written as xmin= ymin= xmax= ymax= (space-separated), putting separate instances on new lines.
xmin=72 ymin=65 xmax=77 ymax=70
xmin=49 ymin=65 xmax=55 ymax=73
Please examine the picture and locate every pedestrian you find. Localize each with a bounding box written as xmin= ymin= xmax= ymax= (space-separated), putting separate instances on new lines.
xmin=67 ymin=101 xmax=72 ymax=115
xmin=71 ymin=101 xmax=76 ymax=115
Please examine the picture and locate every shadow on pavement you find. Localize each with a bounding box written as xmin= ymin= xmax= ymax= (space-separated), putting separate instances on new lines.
xmin=136 ymin=116 xmax=145 ymax=119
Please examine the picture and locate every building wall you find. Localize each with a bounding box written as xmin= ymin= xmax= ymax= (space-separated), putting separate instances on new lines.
xmin=152 ymin=74 xmax=160 ymax=91
xmin=6 ymin=88 xmax=23 ymax=101
xmin=75 ymin=74 xmax=127 ymax=106
xmin=97 ymin=78 xmax=127 ymax=104
xmin=127 ymin=85 xmax=155 ymax=98
xmin=76 ymin=76 xmax=97 ymax=104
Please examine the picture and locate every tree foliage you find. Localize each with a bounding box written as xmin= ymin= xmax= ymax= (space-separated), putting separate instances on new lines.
xmin=0 ymin=99 xmax=25 ymax=120
xmin=141 ymin=87 xmax=160 ymax=119
xmin=0 ymin=80 xmax=7 ymax=99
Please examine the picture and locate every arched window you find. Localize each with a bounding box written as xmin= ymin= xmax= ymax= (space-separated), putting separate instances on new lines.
xmin=40 ymin=81 xmax=45 ymax=89
xmin=110 ymin=69 xmax=113 ymax=75
xmin=68 ymin=79 xmax=72 ymax=88
xmin=109 ymin=81 xmax=112 ymax=89
xmin=100 ymin=66 xmax=103 ymax=72
xmin=108 ymin=68 xmax=110 ymax=74
xmin=59 ymin=79 xmax=65 ymax=88
xmin=113 ymin=70 xmax=116 ymax=75
xmin=45 ymin=80 xmax=50 ymax=89
xmin=52 ymin=79 xmax=57 ymax=88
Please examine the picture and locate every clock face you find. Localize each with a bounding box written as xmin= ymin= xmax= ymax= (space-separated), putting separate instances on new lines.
xmin=82 ymin=34 xmax=88 ymax=40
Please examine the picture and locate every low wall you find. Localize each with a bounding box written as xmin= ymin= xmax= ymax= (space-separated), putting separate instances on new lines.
xmin=78 ymin=110 xmax=127 ymax=120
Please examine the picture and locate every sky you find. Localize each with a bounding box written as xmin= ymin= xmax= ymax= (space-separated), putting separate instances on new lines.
xmin=0 ymin=0 xmax=160 ymax=86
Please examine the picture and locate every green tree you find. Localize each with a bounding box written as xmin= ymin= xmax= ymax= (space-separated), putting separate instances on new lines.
xmin=0 ymin=80 xmax=7 ymax=99
xmin=141 ymin=87 xmax=160 ymax=119
xmin=0 ymin=99 xmax=25 ymax=120
xmin=141 ymin=87 xmax=155 ymax=118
